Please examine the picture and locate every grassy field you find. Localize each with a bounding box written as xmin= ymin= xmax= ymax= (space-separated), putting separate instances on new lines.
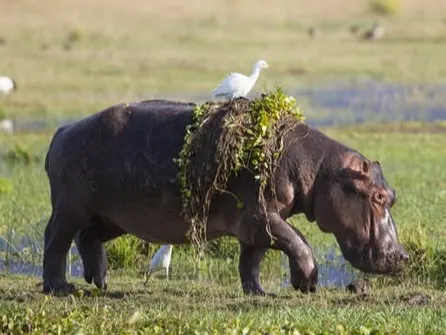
xmin=1 ymin=0 xmax=446 ymax=119
xmin=0 ymin=275 xmax=445 ymax=334
xmin=1 ymin=0 xmax=446 ymax=333
xmin=0 ymin=125 xmax=445 ymax=334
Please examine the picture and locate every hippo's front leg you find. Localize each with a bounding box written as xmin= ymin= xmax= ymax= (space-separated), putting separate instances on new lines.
xmin=275 ymin=222 xmax=318 ymax=293
xmin=266 ymin=213 xmax=318 ymax=293
xmin=236 ymin=212 xmax=318 ymax=295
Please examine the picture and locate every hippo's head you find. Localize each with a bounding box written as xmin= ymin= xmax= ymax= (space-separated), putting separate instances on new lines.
xmin=313 ymin=153 xmax=409 ymax=274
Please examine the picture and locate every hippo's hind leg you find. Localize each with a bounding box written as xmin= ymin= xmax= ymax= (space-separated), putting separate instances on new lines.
xmin=238 ymin=243 xmax=269 ymax=295
xmin=43 ymin=208 xmax=90 ymax=294
xmin=75 ymin=216 xmax=126 ymax=290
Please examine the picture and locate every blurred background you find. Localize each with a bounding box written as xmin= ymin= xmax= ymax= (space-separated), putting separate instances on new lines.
xmin=0 ymin=0 xmax=445 ymax=289
xmin=1 ymin=0 xmax=446 ymax=128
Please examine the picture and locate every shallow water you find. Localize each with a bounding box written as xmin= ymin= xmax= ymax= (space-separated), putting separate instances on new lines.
xmin=0 ymin=232 xmax=354 ymax=288
xmin=280 ymin=247 xmax=355 ymax=288
xmin=292 ymin=80 xmax=446 ymax=126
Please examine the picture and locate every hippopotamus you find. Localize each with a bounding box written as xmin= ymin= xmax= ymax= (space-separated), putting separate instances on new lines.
xmin=42 ymin=99 xmax=409 ymax=295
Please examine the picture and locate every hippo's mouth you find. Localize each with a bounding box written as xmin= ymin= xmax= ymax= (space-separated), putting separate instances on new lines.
xmin=338 ymin=242 xmax=409 ymax=274
xmin=367 ymin=247 xmax=409 ymax=274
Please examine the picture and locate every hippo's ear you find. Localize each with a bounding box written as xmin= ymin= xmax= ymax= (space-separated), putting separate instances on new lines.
xmin=341 ymin=155 xmax=371 ymax=181
xmin=347 ymin=155 xmax=370 ymax=174
xmin=361 ymin=160 xmax=370 ymax=174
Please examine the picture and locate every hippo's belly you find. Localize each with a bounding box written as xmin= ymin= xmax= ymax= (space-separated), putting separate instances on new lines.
xmin=95 ymin=198 xmax=230 ymax=244
xmin=98 ymin=210 xmax=190 ymax=244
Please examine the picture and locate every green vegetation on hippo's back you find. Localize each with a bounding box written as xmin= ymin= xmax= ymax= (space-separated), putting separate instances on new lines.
xmin=174 ymin=88 xmax=304 ymax=250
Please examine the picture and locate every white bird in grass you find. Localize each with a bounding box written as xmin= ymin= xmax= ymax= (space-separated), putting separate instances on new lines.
xmin=143 ymin=244 xmax=173 ymax=285
xmin=212 ymin=60 xmax=270 ymax=101
xmin=0 ymin=76 xmax=17 ymax=95
xmin=0 ymin=119 xmax=13 ymax=134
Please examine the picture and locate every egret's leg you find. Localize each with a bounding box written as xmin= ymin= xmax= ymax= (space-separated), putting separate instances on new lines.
xmin=165 ymin=267 xmax=169 ymax=281
xmin=281 ymin=251 xmax=288 ymax=283
xmin=143 ymin=269 xmax=152 ymax=286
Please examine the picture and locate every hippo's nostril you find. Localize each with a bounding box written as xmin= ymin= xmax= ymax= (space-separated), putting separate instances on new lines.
xmin=396 ymin=251 xmax=410 ymax=264
xmin=401 ymin=253 xmax=410 ymax=263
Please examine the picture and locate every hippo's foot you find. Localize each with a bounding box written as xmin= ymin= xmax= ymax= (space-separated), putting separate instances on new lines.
xmin=77 ymin=243 xmax=108 ymax=290
xmin=291 ymin=279 xmax=317 ymax=294
xmin=84 ymin=264 xmax=108 ymax=291
xmin=244 ymin=288 xmax=277 ymax=298
xmin=42 ymin=280 xmax=76 ymax=295
xmin=242 ymin=281 xmax=271 ymax=296
xmin=290 ymin=266 xmax=318 ymax=294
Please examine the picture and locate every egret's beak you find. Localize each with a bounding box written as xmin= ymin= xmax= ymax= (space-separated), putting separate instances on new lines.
xmin=267 ymin=64 xmax=272 ymax=69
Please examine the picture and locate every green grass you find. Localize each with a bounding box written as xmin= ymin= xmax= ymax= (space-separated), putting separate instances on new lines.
xmin=1 ymin=0 xmax=446 ymax=119
xmin=0 ymin=275 xmax=445 ymax=334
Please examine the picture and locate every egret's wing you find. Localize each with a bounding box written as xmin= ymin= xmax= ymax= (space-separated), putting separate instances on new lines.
xmin=150 ymin=247 xmax=164 ymax=269
xmin=212 ymin=72 xmax=247 ymax=96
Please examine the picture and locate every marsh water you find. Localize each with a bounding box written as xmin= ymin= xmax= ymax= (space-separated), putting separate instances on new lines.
xmin=0 ymin=237 xmax=355 ymax=288
xmin=1 ymin=80 xmax=445 ymax=287
xmin=4 ymin=80 xmax=446 ymax=133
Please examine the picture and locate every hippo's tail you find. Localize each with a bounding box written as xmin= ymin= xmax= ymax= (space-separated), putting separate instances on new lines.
xmin=44 ymin=126 xmax=66 ymax=174
xmin=44 ymin=149 xmax=50 ymax=173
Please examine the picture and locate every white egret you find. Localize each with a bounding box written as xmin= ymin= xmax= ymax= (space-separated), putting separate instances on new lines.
xmin=0 ymin=119 xmax=13 ymax=134
xmin=0 ymin=76 xmax=17 ymax=95
xmin=143 ymin=244 xmax=173 ymax=285
xmin=212 ymin=60 xmax=270 ymax=100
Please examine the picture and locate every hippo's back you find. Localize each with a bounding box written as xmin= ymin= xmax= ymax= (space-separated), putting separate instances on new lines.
xmin=45 ymin=100 xmax=195 ymax=203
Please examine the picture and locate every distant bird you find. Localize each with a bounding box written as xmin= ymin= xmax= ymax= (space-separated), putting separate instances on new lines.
xmin=0 ymin=119 xmax=13 ymax=134
xmin=143 ymin=244 xmax=173 ymax=285
xmin=308 ymin=27 xmax=321 ymax=39
xmin=212 ymin=60 xmax=270 ymax=100
xmin=0 ymin=76 xmax=17 ymax=95
xmin=349 ymin=25 xmax=362 ymax=35
xmin=361 ymin=23 xmax=386 ymax=41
